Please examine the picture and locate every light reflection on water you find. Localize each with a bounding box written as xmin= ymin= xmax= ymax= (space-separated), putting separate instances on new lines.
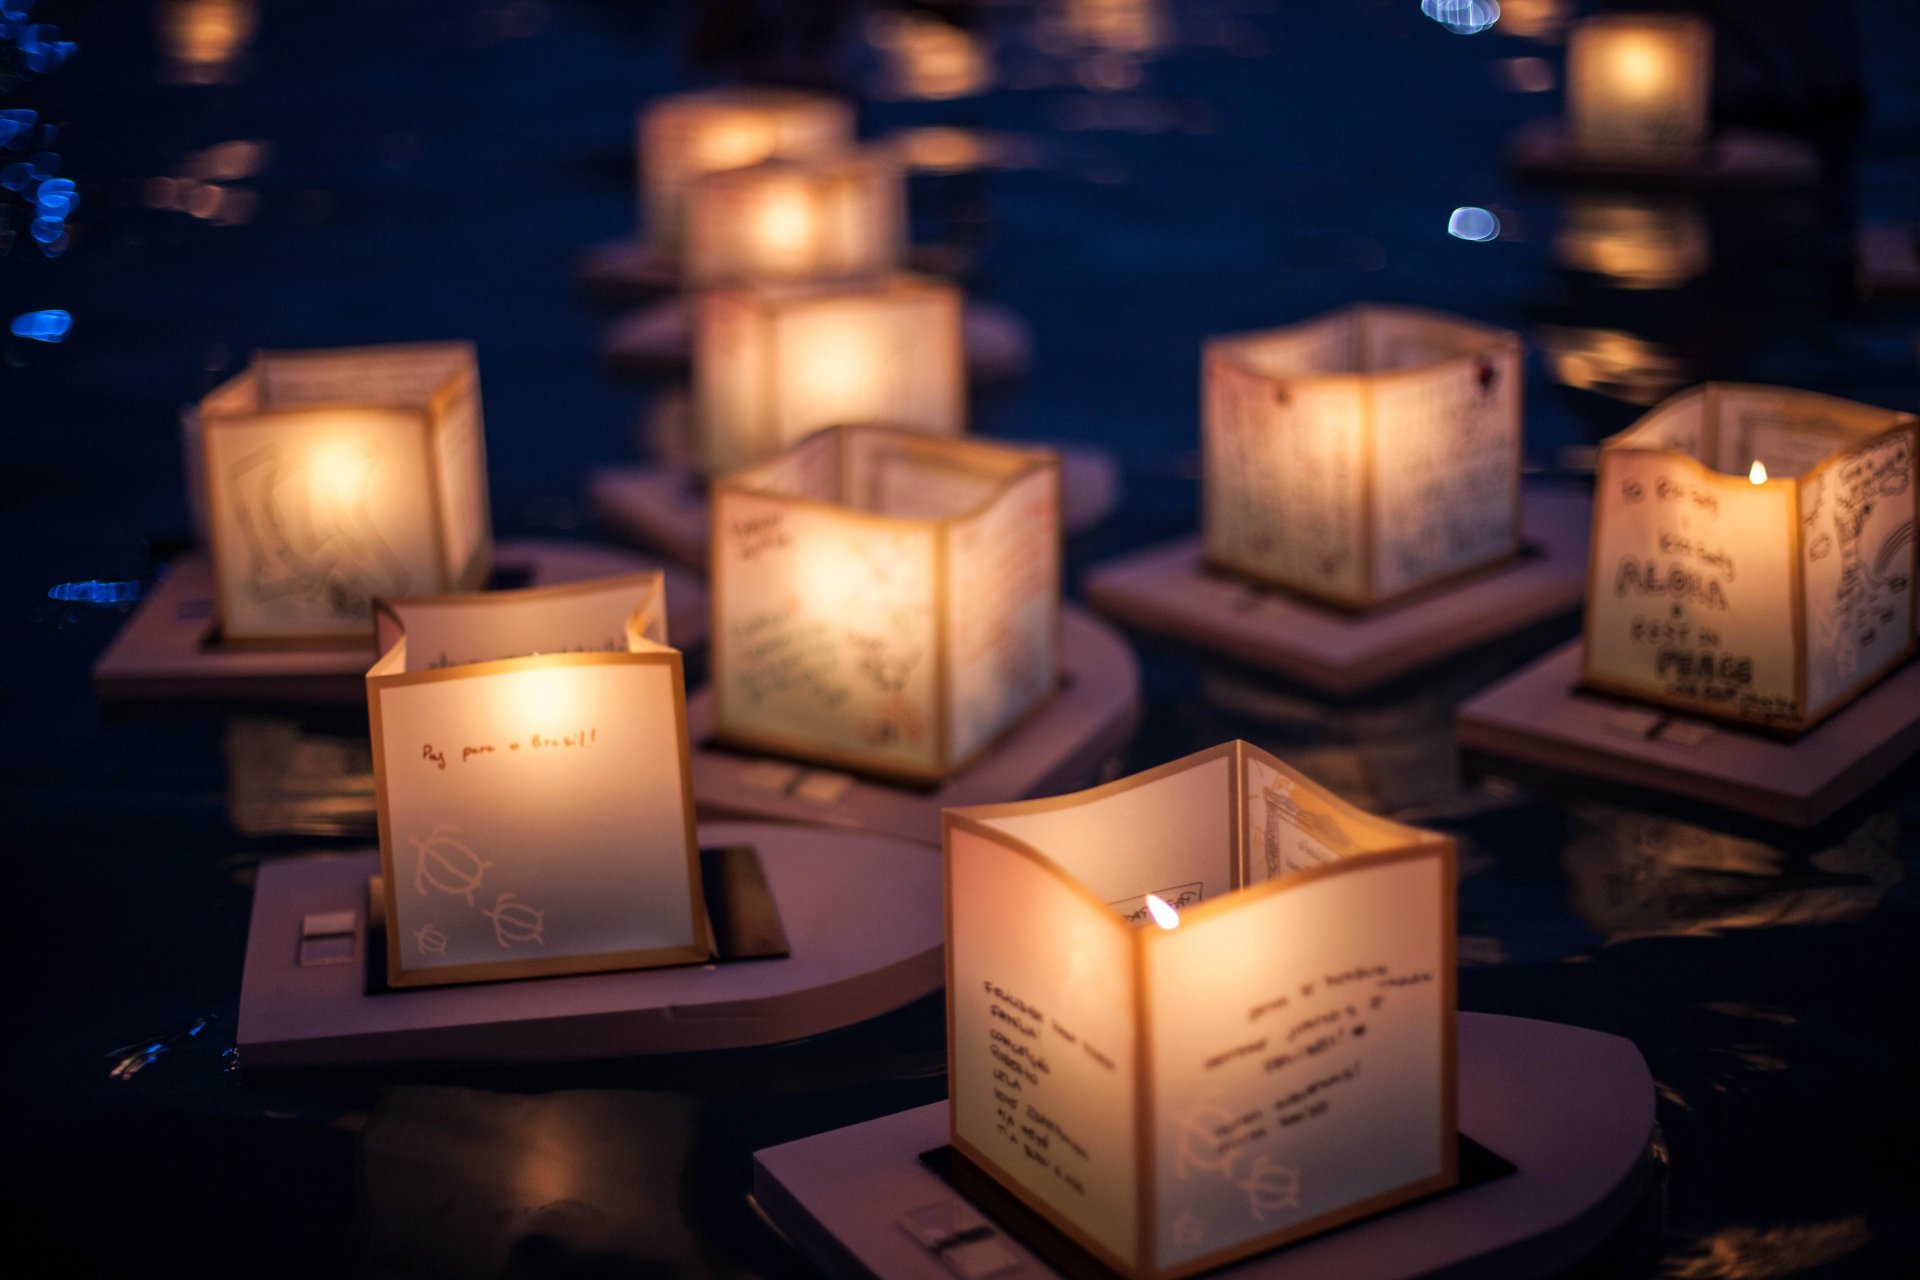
xmin=158 ymin=0 xmax=257 ymax=85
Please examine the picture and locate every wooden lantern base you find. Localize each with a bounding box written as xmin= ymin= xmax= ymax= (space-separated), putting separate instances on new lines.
xmin=591 ymin=447 xmax=1121 ymax=569
xmin=1457 ymin=641 xmax=1920 ymax=827
xmin=91 ymin=539 xmax=710 ymax=712
xmin=685 ymin=607 xmax=1140 ymax=844
xmin=1857 ymin=224 xmax=1920 ymax=298
xmin=752 ymin=1013 xmax=1657 ymax=1280
xmin=1082 ymin=487 xmax=1591 ymax=696
xmin=598 ymin=293 xmax=1031 ymax=383
xmin=1505 ymin=121 xmax=1820 ymax=190
xmin=236 ymin=821 xmax=943 ymax=1069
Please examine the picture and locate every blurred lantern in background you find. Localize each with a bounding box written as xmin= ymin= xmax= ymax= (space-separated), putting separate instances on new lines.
xmin=711 ymin=426 xmax=1060 ymax=783
xmin=686 ymin=149 xmax=904 ymax=287
xmin=1553 ymin=193 xmax=1710 ymax=288
xmin=1566 ymin=14 xmax=1713 ymax=158
xmin=638 ymin=87 xmax=854 ymax=254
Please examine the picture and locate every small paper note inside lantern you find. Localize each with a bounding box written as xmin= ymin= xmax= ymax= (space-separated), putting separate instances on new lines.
xmin=685 ymin=150 xmax=904 ymax=287
xmin=1203 ymin=304 xmax=1524 ymax=609
xmin=638 ymin=87 xmax=854 ymax=255
xmin=1566 ymin=14 xmax=1713 ymax=159
xmin=693 ymin=275 xmax=965 ymax=476
xmin=367 ymin=574 xmax=708 ymax=988
xmin=711 ymin=425 xmax=1060 ymax=783
xmin=197 ymin=342 xmax=492 ymax=644
xmin=944 ymin=741 xmax=1457 ymax=1278
xmin=1583 ymin=384 xmax=1918 ymax=733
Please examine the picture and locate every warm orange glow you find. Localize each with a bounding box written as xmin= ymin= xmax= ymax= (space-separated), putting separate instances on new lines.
xmin=1749 ymin=459 xmax=1768 ymax=485
xmin=1145 ymin=893 xmax=1180 ymax=930
xmin=1609 ymin=35 xmax=1669 ymax=102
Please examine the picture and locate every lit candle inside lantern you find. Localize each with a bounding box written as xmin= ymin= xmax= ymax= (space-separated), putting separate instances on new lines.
xmin=712 ymin=426 xmax=1061 ymax=783
xmin=196 ymin=342 xmax=492 ymax=644
xmin=1204 ymin=304 xmax=1524 ymax=609
xmin=638 ymin=87 xmax=854 ymax=255
xmin=367 ymin=574 xmax=709 ymax=988
xmin=1584 ymin=384 xmax=1918 ymax=733
xmin=945 ymin=741 xmax=1457 ymax=1278
xmin=1566 ymin=14 xmax=1713 ymax=158
xmin=685 ymin=150 xmax=904 ymax=287
xmin=693 ymin=274 xmax=966 ymax=475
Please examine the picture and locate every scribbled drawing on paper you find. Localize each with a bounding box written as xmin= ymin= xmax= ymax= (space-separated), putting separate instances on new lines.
xmin=413 ymin=923 xmax=448 ymax=956
xmin=1805 ymin=430 xmax=1915 ymax=681
xmin=1170 ymin=1211 xmax=1207 ymax=1248
xmin=410 ymin=824 xmax=491 ymax=905
xmin=225 ymin=438 xmax=412 ymax=621
xmin=483 ymin=891 xmax=546 ymax=949
xmin=1239 ymin=1156 xmax=1302 ymax=1220
xmin=1173 ymin=1100 xmax=1241 ymax=1180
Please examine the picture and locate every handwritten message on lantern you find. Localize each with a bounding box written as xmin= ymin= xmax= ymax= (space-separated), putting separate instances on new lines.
xmin=1204 ymin=304 xmax=1523 ymax=609
xmin=945 ymin=742 xmax=1456 ymax=1279
xmin=1584 ymin=384 xmax=1918 ymax=732
xmin=367 ymin=575 xmax=708 ymax=988
xmin=198 ymin=341 xmax=493 ymax=644
xmin=712 ymin=426 xmax=1060 ymax=783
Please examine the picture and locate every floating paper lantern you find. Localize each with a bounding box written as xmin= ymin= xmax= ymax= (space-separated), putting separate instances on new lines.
xmin=1203 ymin=304 xmax=1524 ymax=609
xmin=711 ymin=425 xmax=1060 ymax=783
xmin=1584 ymin=384 xmax=1918 ymax=732
xmin=693 ymin=275 xmax=965 ymax=475
xmin=1553 ymin=193 xmax=1710 ymax=289
xmin=198 ymin=342 xmax=492 ymax=645
xmin=1566 ymin=14 xmax=1713 ymax=159
xmin=367 ymin=574 xmax=708 ymax=987
xmin=945 ymin=741 xmax=1457 ymax=1278
xmin=639 ymin=87 xmax=854 ymax=255
xmin=685 ymin=150 xmax=904 ymax=287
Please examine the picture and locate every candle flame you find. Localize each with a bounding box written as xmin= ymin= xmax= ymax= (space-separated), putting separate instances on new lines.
xmin=1749 ymin=459 xmax=1768 ymax=484
xmin=1145 ymin=893 xmax=1179 ymax=930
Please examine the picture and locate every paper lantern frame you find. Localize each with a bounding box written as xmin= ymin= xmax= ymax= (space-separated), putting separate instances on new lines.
xmin=943 ymin=740 xmax=1458 ymax=1280
xmin=1202 ymin=304 xmax=1525 ymax=610
xmin=685 ymin=149 xmax=905 ymax=288
xmin=1582 ymin=384 xmax=1919 ymax=734
xmin=639 ymin=86 xmax=855 ymax=255
xmin=199 ymin=342 xmax=493 ymax=646
xmin=1566 ymin=13 xmax=1714 ymax=160
xmin=367 ymin=574 xmax=709 ymax=988
xmin=710 ymin=425 xmax=1062 ymax=785
xmin=692 ymin=274 xmax=967 ymax=476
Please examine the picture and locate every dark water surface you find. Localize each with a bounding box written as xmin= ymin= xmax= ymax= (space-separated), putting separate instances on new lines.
xmin=4 ymin=2 xmax=1918 ymax=1276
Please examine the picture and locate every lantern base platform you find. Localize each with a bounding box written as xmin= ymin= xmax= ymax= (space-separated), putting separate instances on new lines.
xmin=591 ymin=447 xmax=1121 ymax=568
xmin=1457 ymin=641 xmax=1920 ymax=827
xmin=684 ymin=607 xmax=1140 ymax=843
xmin=573 ymin=238 xmax=683 ymax=300
xmin=1082 ymin=486 xmax=1591 ymax=696
xmin=90 ymin=539 xmax=710 ymax=713
xmin=598 ymin=293 xmax=1031 ymax=383
xmin=1857 ymin=224 xmax=1920 ymax=297
xmin=752 ymin=1013 xmax=1657 ymax=1280
xmin=236 ymin=821 xmax=943 ymax=1069
xmin=1505 ymin=120 xmax=1820 ymax=190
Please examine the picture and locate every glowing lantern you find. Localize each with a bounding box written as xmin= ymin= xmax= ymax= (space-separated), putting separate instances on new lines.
xmin=711 ymin=426 xmax=1060 ymax=783
xmin=693 ymin=274 xmax=965 ymax=476
xmin=685 ymin=150 xmax=904 ymax=287
xmin=944 ymin=740 xmax=1457 ymax=1278
xmin=1203 ymin=304 xmax=1524 ymax=609
xmin=639 ymin=87 xmax=854 ymax=255
xmin=197 ymin=342 xmax=492 ymax=645
xmin=1566 ymin=14 xmax=1713 ymax=159
xmin=1553 ymin=194 xmax=1710 ymax=290
xmin=367 ymin=574 xmax=708 ymax=987
xmin=1584 ymin=384 xmax=1918 ymax=732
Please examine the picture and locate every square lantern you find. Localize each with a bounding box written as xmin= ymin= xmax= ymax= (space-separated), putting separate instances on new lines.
xmin=711 ymin=425 xmax=1060 ymax=784
xmin=639 ymin=87 xmax=854 ymax=255
xmin=693 ymin=274 xmax=965 ymax=476
xmin=367 ymin=573 xmax=709 ymax=988
xmin=198 ymin=342 xmax=492 ymax=645
xmin=944 ymin=741 xmax=1457 ymax=1280
xmin=684 ymin=149 xmax=904 ymax=288
xmin=1584 ymin=384 xmax=1918 ymax=733
xmin=1203 ymin=304 xmax=1524 ymax=609
xmin=1566 ymin=14 xmax=1713 ymax=159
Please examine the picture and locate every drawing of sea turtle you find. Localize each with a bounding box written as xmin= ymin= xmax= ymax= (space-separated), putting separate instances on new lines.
xmin=410 ymin=824 xmax=491 ymax=905
xmin=483 ymin=892 xmax=546 ymax=949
